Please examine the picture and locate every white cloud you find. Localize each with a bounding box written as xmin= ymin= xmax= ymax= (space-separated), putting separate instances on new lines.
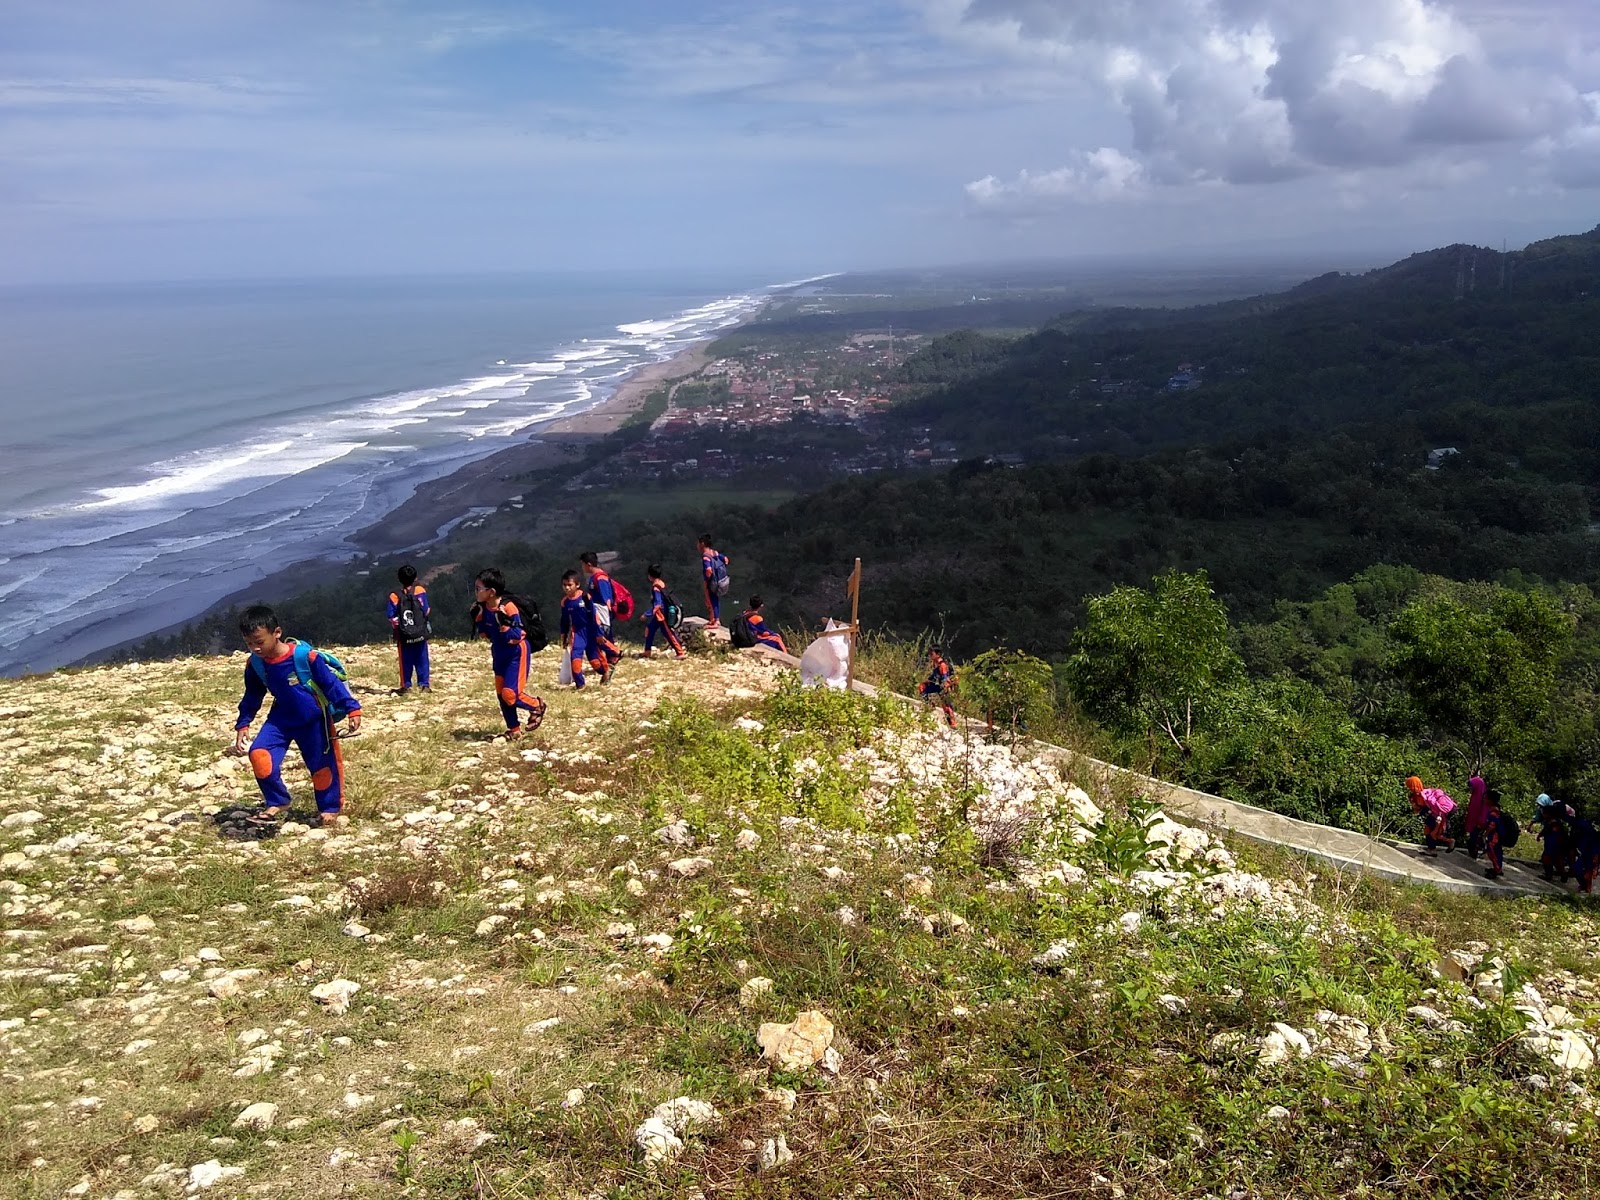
xmin=939 ymin=0 xmax=1600 ymax=212
xmin=966 ymin=148 xmax=1146 ymax=214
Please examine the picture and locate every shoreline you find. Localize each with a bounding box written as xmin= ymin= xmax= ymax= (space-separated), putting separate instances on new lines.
xmin=75 ymin=338 xmax=719 ymax=665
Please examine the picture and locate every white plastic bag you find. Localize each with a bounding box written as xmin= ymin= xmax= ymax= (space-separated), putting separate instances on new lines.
xmin=799 ymin=619 xmax=852 ymax=690
xmin=559 ymin=654 xmax=574 ymax=686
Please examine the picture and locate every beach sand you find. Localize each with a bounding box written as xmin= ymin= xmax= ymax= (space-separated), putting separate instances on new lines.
xmin=349 ymin=340 xmax=713 ymax=554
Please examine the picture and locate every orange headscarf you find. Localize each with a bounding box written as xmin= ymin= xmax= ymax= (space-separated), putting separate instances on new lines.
xmin=1405 ymin=776 xmax=1424 ymax=795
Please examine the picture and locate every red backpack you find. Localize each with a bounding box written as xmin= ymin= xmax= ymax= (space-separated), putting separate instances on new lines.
xmin=608 ymin=576 xmax=635 ymax=621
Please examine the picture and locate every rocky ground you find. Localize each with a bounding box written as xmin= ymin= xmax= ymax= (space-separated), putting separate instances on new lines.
xmin=1 ymin=641 xmax=1597 ymax=1198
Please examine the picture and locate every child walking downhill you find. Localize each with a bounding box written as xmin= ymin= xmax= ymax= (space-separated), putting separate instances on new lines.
xmin=470 ymin=568 xmax=547 ymax=738
xmin=386 ymin=564 xmax=432 ymax=694
xmin=1480 ymin=788 xmax=1514 ymax=880
xmin=560 ymin=570 xmax=607 ymax=688
xmin=1536 ymin=793 xmax=1575 ymax=883
xmin=698 ymin=534 xmax=730 ymax=627
xmin=1405 ymin=775 xmax=1456 ymax=855
xmin=642 ymin=564 xmax=686 ymax=659
xmin=919 ymin=646 xmax=959 ymax=728
xmin=232 ymin=605 xmax=361 ymax=826
xmin=578 ymin=551 xmax=623 ymax=680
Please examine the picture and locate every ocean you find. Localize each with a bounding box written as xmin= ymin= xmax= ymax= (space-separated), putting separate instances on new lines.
xmin=0 ymin=270 xmax=795 ymax=676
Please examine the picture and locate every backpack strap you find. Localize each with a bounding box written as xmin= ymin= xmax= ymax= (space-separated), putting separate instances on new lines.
xmin=249 ymin=653 xmax=267 ymax=686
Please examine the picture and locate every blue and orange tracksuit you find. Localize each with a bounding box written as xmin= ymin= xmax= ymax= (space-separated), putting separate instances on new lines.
xmin=474 ymin=600 xmax=545 ymax=730
xmin=386 ymin=585 xmax=431 ymax=689
xmin=1482 ymin=809 xmax=1506 ymax=876
xmin=644 ymin=583 xmax=685 ymax=656
xmin=1539 ymin=807 xmax=1573 ymax=880
xmin=742 ymin=609 xmax=786 ymax=654
xmin=920 ymin=654 xmax=958 ymax=727
xmin=583 ymin=570 xmax=622 ymax=668
xmin=560 ymin=594 xmax=605 ymax=687
xmin=1572 ymin=816 xmax=1599 ymax=893
xmin=236 ymin=643 xmax=359 ymax=815
xmin=702 ymin=550 xmax=728 ymax=624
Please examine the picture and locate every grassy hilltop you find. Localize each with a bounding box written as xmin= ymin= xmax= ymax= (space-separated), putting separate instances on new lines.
xmin=2 ymin=642 xmax=1598 ymax=1198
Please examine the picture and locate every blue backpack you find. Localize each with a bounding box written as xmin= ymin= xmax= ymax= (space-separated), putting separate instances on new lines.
xmin=708 ymin=552 xmax=730 ymax=596
xmin=250 ymin=639 xmax=349 ymax=714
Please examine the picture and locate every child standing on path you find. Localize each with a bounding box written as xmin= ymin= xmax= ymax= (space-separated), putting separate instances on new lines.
xmin=560 ymin=570 xmax=604 ymax=688
xmin=919 ymin=646 xmax=959 ymax=728
xmin=698 ymin=534 xmax=730 ymax=627
xmin=471 ymin=568 xmax=547 ymax=738
xmin=386 ymin=564 xmax=432 ymax=693
xmin=642 ymin=564 xmax=686 ymax=659
xmin=233 ymin=605 xmax=361 ymax=825
xmin=1536 ymin=793 xmax=1575 ymax=882
xmin=1481 ymin=788 xmax=1507 ymax=880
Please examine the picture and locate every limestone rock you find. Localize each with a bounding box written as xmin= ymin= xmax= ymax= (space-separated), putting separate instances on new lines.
xmin=758 ymin=1133 xmax=794 ymax=1172
xmin=734 ymin=828 xmax=761 ymax=850
xmin=758 ymin=1010 xmax=835 ymax=1070
xmin=668 ymin=856 xmax=714 ymax=879
xmin=231 ymin=1102 xmax=279 ymax=1131
xmin=739 ymin=977 xmax=775 ymax=1009
xmin=310 ymin=978 xmax=361 ymax=1016
xmin=208 ymin=968 xmax=262 ymax=1000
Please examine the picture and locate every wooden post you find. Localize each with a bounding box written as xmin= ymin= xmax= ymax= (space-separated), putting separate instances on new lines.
xmin=845 ymin=557 xmax=861 ymax=692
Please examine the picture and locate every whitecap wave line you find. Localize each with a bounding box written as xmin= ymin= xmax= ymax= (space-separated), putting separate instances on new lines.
xmin=79 ymin=440 xmax=368 ymax=511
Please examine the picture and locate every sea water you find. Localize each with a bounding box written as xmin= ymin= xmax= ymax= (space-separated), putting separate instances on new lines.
xmin=0 ymin=270 xmax=802 ymax=675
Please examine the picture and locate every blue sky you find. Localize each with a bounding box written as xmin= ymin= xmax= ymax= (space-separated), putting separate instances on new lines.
xmin=3 ymin=0 xmax=1597 ymax=282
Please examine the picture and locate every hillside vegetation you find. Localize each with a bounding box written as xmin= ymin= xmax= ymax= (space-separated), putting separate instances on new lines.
xmin=3 ymin=643 xmax=1598 ymax=1198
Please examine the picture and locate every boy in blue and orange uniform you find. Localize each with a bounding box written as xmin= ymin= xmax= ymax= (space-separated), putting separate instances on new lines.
xmin=642 ymin=563 xmax=686 ymax=659
xmin=698 ymin=534 xmax=729 ymax=627
xmin=1536 ymin=793 xmax=1574 ymax=882
xmin=741 ymin=596 xmax=787 ymax=653
xmin=1569 ymin=804 xmax=1598 ymax=893
xmin=1481 ymin=788 xmax=1507 ymax=881
xmin=578 ymin=551 xmax=621 ymax=680
xmin=233 ymin=605 xmax=361 ymax=825
xmin=386 ymin=564 xmax=432 ymax=693
xmin=919 ymin=646 xmax=958 ymax=728
xmin=560 ymin=570 xmax=605 ymax=688
xmin=471 ymin=568 xmax=547 ymax=738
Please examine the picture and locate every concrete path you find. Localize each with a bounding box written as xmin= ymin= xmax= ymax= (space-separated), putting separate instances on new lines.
xmin=734 ymin=643 xmax=1578 ymax=900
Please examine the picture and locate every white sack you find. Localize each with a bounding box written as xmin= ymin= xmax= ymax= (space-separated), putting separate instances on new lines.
xmin=799 ymin=619 xmax=852 ymax=691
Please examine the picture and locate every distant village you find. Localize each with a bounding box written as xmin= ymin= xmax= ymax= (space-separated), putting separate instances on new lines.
xmin=567 ymin=331 xmax=1206 ymax=492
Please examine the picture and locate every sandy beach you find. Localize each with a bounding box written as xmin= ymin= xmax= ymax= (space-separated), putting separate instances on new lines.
xmin=349 ymin=339 xmax=714 ymax=554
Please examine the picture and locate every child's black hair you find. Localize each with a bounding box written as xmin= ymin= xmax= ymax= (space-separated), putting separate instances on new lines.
xmin=698 ymin=532 xmax=713 ymax=546
xmin=749 ymin=594 xmax=764 ymax=610
xmin=647 ymin=563 xmax=663 ymax=579
xmin=398 ymin=564 xmax=418 ymax=586
xmin=239 ymin=604 xmax=280 ymax=635
xmin=1486 ymin=787 xmax=1503 ymax=809
xmin=476 ymin=567 xmax=507 ymax=595
xmin=579 ymin=550 xmax=600 ymax=568
xmin=561 ymin=569 xmax=581 ymax=585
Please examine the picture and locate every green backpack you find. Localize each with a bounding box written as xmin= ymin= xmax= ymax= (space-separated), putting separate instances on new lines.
xmin=250 ymin=639 xmax=349 ymax=714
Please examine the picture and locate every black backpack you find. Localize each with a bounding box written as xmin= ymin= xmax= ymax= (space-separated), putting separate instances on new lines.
xmin=512 ymin=596 xmax=549 ymax=653
xmin=1498 ymin=813 xmax=1520 ymax=849
xmin=729 ymin=613 xmax=756 ymax=649
xmin=396 ymin=587 xmax=429 ymax=645
xmin=661 ymin=590 xmax=683 ymax=631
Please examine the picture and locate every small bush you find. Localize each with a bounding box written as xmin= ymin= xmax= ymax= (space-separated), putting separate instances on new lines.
xmin=347 ymin=864 xmax=455 ymax=917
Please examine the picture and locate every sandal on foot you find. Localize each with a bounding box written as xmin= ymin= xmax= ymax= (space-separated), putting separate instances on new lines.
xmin=246 ymin=809 xmax=286 ymax=827
xmin=524 ymin=699 xmax=547 ymax=732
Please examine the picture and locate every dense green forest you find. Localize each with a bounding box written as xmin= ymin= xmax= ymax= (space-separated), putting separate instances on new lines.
xmin=129 ymin=227 xmax=1600 ymax=839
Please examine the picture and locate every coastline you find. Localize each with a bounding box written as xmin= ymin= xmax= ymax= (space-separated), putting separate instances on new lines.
xmin=76 ymin=338 xmax=718 ymax=664
xmin=350 ymin=338 xmax=715 ymax=554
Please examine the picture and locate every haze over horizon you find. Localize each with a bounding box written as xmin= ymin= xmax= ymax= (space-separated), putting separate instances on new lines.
xmin=4 ymin=0 xmax=1598 ymax=284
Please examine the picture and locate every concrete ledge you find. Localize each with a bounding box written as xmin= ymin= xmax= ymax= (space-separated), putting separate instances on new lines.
xmin=732 ymin=642 xmax=1577 ymax=901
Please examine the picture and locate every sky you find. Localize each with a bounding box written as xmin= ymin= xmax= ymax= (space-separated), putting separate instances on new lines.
xmin=2 ymin=0 xmax=1598 ymax=283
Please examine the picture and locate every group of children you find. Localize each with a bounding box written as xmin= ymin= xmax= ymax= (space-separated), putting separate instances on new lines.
xmin=231 ymin=540 xmax=970 ymax=826
xmin=1406 ymin=773 xmax=1600 ymax=889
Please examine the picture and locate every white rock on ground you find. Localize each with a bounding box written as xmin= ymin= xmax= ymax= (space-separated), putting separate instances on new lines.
xmin=231 ymin=1102 xmax=279 ymax=1131
xmin=633 ymin=1096 xmax=721 ymax=1166
xmin=310 ymin=979 xmax=361 ymax=1016
xmin=740 ymin=977 xmax=775 ymax=1008
xmin=668 ymin=856 xmax=714 ymax=879
xmin=758 ymin=1010 xmax=835 ymax=1070
xmin=759 ymin=1133 xmax=794 ymax=1172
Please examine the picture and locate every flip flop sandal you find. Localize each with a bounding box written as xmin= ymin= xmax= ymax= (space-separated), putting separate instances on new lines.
xmin=246 ymin=810 xmax=286 ymax=827
xmin=524 ymin=700 xmax=548 ymax=732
